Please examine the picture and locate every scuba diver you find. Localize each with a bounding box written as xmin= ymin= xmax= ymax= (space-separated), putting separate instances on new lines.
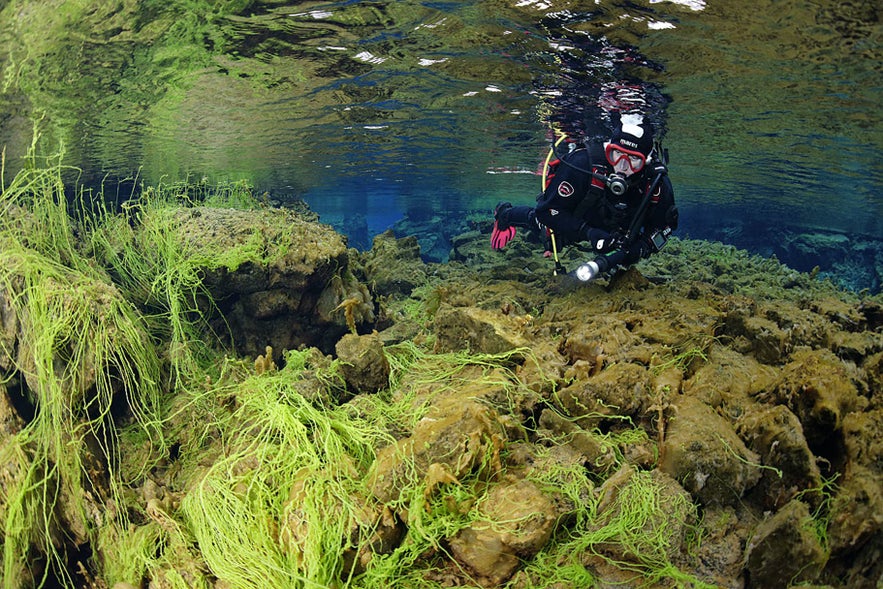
xmin=490 ymin=116 xmax=679 ymax=281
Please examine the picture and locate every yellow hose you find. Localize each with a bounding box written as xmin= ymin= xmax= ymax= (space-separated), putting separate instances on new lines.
xmin=543 ymin=133 xmax=567 ymax=275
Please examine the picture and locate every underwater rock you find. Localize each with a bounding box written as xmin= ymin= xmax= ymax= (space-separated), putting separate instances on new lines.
xmin=690 ymin=505 xmax=752 ymax=589
xmin=826 ymin=408 xmax=883 ymax=562
xmin=723 ymin=306 xmax=789 ymax=364
xmin=554 ymin=362 xmax=652 ymax=429
xmin=0 ymin=383 xmax=24 ymax=436
xmin=587 ymin=466 xmax=696 ymax=578
xmin=659 ymin=395 xmax=761 ymax=506
xmin=433 ymin=304 xmax=530 ymax=354
xmin=537 ymin=408 xmax=617 ymax=474
xmin=360 ymin=230 xmax=428 ymax=296
xmin=0 ymin=284 xmax=19 ymax=373
xmin=827 ymin=464 xmax=883 ymax=560
xmin=858 ymin=300 xmax=883 ymax=332
xmin=448 ymin=477 xmax=558 ymax=586
xmin=334 ymin=331 xmax=390 ymax=394
xmin=368 ymin=394 xmax=506 ymax=505
xmin=607 ymin=266 xmax=651 ymax=290
xmin=160 ymin=207 xmax=375 ymax=355
xmin=772 ymin=348 xmax=868 ymax=451
xmin=864 ymin=351 xmax=883 ymax=408
xmin=559 ymin=314 xmax=641 ymax=367
xmin=683 ymin=343 xmax=778 ymax=413
xmin=744 ymin=499 xmax=827 ymax=587
xmin=736 ymin=404 xmax=823 ymax=510
xmin=6 ymin=186 xmax=882 ymax=589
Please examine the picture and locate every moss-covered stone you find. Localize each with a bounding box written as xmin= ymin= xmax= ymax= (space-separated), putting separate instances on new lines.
xmin=744 ymin=499 xmax=827 ymax=587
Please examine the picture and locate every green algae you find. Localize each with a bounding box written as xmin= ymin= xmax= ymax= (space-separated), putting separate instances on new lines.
xmin=180 ymin=362 xmax=381 ymax=588
xmin=0 ymin=152 xmax=166 ymax=587
xmin=1 ymin=159 xmax=844 ymax=588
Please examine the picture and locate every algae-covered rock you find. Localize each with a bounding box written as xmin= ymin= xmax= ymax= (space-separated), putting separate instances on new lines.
xmin=736 ymin=404 xmax=823 ymax=510
xmin=559 ymin=314 xmax=641 ymax=366
xmin=724 ymin=311 xmax=789 ymax=364
xmin=368 ymin=394 xmax=506 ymax=505
xmin=157 ymin=206 xmax=375 ymax=355
xmin=335 ymin=331 xmax=390 ymax=394
xmin=433 ymin=304 xmax=531 ymax=354
xmin=0 ymin=284 xmax=20 ymax=373
xmin=361 ymin=230 xmax=428 ymax=296
xmin=866 ymin=351 xmax=883 ymax=409
xmin=587 ymin=466 xmax=697 ymax=578
xmin=449 ymin=477 xmax=558 ymax=586
xmin=827 ymin=465 xmax=883 ymax=559
xmin=0 ymin=383 xmax=24 ymax=437
xmin=5 ymin=177 xmax=883 ymax=589
xmin=683 ymin=343 xmax=778 ymax=412
xmin=826 ymin=408 xmax=883 ymax=562
xmin=537 ymin=408 xmax=617 ymax=473
xmin=554 ymin=361 xmax=652 ymax=428
xmin=773 ymin=348 xmax=868 ymax=450
xmin=744 ymin=499 xmax=827 ymax=587
xmin=659 ymin=395 xmax=761 ymax=506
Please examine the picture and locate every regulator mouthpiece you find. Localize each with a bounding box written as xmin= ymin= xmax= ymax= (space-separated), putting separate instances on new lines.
xmin=607 ymin=173 xmax=628 ymax=197
xmin=575 ymin=261 xmax=600 ymax=282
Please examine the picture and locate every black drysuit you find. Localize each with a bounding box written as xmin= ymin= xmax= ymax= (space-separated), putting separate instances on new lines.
xmin=501 ymin=141 xmax=678 ymax=268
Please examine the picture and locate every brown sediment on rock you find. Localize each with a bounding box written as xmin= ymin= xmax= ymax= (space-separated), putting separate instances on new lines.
xmin=2 ymin=204 xmax=881 ymax=588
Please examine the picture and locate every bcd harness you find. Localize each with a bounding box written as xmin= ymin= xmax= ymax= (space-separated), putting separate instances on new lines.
xmin=540 ymin=133 xmax=669 ymax=276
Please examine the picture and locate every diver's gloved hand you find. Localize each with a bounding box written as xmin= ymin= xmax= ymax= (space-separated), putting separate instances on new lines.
xmin=584 ymin=227 xmax=614 ymax=252
xmin=491 ymin=202 xmax=516 ymax=250
xmin=652 ymin=162 xmax=668 ymax=176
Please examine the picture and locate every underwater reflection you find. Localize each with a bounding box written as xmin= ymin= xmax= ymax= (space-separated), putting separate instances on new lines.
xmin=0 ymin=0 xmax=879 ymax=288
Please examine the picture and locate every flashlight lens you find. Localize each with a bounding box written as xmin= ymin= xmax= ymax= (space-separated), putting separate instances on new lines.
xmin=576 ymin=261 xmax=599 ymax=282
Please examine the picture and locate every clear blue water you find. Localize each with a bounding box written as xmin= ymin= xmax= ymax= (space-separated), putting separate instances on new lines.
xmin=0 ymin=0 xmax=880 ymax=289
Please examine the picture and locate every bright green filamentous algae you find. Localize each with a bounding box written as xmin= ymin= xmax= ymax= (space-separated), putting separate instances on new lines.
xmin=0 ymin=151 xmax=166 ymax=587
xmin=179 ymin=350 xmax=384 ymax=588
xmin=0 ymin=151 xmax=714 ymax=588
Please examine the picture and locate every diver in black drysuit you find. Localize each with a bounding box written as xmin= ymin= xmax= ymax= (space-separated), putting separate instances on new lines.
xmin=491 ymin=119 xmax=679 ymax=279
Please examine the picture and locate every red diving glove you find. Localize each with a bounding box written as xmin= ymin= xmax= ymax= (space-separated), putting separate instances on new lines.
xmin=491 ymin=221 xmax=516 ymax=250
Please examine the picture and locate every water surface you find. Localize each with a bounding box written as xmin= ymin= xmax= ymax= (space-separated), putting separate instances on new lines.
xmin=0 ymin=0 xmax=880 ymax=285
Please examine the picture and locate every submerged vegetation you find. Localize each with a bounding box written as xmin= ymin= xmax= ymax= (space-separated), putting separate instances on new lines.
xmin=0 ymin=155 xmax=700 ymax=587
xmin=1 ymin=154 xmax=881 ymax=588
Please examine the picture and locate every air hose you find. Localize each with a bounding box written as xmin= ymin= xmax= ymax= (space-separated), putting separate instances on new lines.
xmin=543 ymin=133 xmax=568 ymax=275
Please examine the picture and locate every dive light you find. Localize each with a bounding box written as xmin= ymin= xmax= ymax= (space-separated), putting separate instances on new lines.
xmin=575 ymin=260 xmax=601 ymax=282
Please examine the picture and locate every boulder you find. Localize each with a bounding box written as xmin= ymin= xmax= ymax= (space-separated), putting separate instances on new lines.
xmin=335 ymin=332 xmax=390 ymax=394
xmin=155 ymin=207 xmax=374 ymax=356
xmin=0 ymin=383 xmax=24 ymax=437
xmin=553 ymin=362 xmax=653 ymax=428
xmin=537 ymin=408 xmax=617 ymax=474
xmin=368 ymin=395 xmax=505 ymax=505
xmin=433 ymin=304 xmax=530 ymax=354
xmin=772 ymin=348 xmax=868 ymax=451
xmin=744 ymin=499 xmax=826 ymax=587
xmin=588 ymin=466 xmax=696 ymax=576
xmin=827 ymin=409 xmax=883 ymax=558
xmin=361 ymin=230 xmax=427 ymax=296
xmin=736 ymin=404 xmax=823 ymax=510
xmin=659 ymin=396 xmax=761 ymax=506
xmin=449 ymin=477 xmax=558 ymax=586
xmin=0 ymin=283 xmax=20 ymax=372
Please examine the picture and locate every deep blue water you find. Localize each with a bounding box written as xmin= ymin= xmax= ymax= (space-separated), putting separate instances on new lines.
xmin=0 ymin=0 xmax=880 ymax=290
